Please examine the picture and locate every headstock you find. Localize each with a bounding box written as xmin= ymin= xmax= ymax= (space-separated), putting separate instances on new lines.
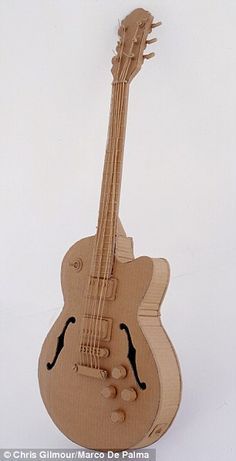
xmin=111 ymin=8 xmax=161 ymax=83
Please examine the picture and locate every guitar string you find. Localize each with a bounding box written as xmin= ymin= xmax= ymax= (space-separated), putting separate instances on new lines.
xmin=82 ymin=26 xmax=128 ymax=368
xmin=87 ymin=75 xmax=125 ymax=368
xmin=91 ymin=82 xmax=124 ymax=369
xmin=95 ymin=66 xmax=132 ymax=370
xmin=84 ymin=25 xmax=138 ymax=369
xmin=94 ymin=88 xmax=124 ymax=370
xmin=77 ymin=126 xmax=115 ymax=367
xmin=93 ymin=25 xmax=139 ymax=370
xmin=76 ymin=73 xmax=121 ymax=362
xmin=94 ymin=36 xmax=137 ymax=368
xmin=78 ymin=33 xmax=126 ymax=368
xmin=77 ymin=109 xmax=116 ymax=367
xmin=78 ymin=22 xmax=137 ymax=369
xmin=85 ymin=85 xmax=119 ymax=368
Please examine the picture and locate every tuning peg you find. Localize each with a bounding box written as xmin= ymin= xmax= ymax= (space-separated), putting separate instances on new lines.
xmin=152 ymin=21 xmax=162 ymax=29
xmin=146 ymin=38 xmax=157 ymax=45
xmin=143 ymin=52 xmax=155 ymax=60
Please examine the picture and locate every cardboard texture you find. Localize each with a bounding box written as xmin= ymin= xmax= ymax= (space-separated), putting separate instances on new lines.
xmin=38 ymin=8 xmax=181 ymax=450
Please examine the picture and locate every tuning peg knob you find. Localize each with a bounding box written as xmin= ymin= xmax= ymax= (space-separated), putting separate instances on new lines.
xmin=152 ymin=21 xmax=162 ymax=29
xmin=146 ymin=38 xmax=157 ymax=45
xmin=143 ymin=52 xmax=155 ymax=60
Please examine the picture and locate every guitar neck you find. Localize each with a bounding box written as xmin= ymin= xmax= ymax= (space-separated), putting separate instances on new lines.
xmin=92 ymin=81 xmax=129 ymax=278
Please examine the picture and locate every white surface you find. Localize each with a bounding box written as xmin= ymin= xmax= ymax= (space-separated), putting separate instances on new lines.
xmin=0 ymin=0 xmax=236 ymax=459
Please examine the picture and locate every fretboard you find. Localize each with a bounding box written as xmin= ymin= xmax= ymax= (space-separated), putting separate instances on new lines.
xmin=92 ymin=82 xmax=129 ymax=278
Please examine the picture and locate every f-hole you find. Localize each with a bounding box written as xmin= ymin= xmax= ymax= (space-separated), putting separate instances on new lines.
xmin=47 ymin=316 xmax=76 ymax=370
xmin=120 ymin=323 xmax=146 ymax=390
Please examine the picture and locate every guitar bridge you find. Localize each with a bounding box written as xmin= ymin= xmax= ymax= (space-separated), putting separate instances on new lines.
xmin=73 ymin=364 xmax=108 ymax=380
xmin=80 ymin=344 xmax=110 ymax=358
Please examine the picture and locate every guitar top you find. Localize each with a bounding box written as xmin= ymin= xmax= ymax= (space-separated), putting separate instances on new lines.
xmin=38 ymin=8 xmax=181 ymax=450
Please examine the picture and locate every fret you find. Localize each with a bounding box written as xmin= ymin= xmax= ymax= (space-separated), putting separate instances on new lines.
xmin=104 ymin=153 xmax=123 ymax=157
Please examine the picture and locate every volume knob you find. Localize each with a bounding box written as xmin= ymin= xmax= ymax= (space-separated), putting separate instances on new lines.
xmin=111 ymin=410 xmax=125 ymax=423
xmin=112 ymin=366 xmax=127 ymax=379
xmin=121 ymin=388 xmax=137 ymax=402
xmin=101 ymin=386 xmax=117 ymax=399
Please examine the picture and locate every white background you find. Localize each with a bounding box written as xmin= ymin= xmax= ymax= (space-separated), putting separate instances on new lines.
xmin=0 ymin=0 xmax=236 ymax=459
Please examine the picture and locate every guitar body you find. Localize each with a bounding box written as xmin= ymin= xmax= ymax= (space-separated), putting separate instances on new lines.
xmin=38 ymin=233 xmax=181 ymax=450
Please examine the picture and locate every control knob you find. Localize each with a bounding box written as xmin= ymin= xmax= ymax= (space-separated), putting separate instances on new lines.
xmin=101 ymin=386 xmax=117 ymax=399
xmin=111 ymin=410 xmax=125 ymax=423
xmin=121 ymin=388 xmax=137 ymax=402
xmin=111 ymin=366 xmax=127 ymax=379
